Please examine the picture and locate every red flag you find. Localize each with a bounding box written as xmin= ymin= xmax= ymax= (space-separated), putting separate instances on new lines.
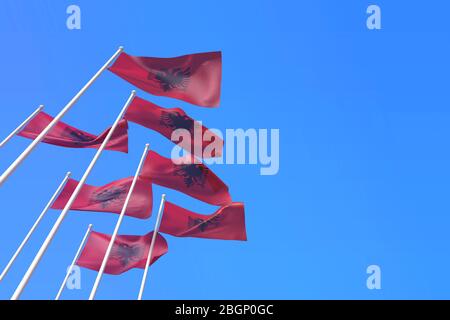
xmin=51 ymin=177 xmax=152 ymax=219
xmin=18 ymin=111 xmax=128 ymax=153
xmin=77 ymin=231 xmax=168 ymax=275
xmin=125 ymin=96 xmax=223 ymax=158
xmin=160 ymin=202 xmax=247 ymax=241
xmin=109 ymin=51 xmax=222 ymax=107
xmin=141 ymin=151 xmax=231 ymax=206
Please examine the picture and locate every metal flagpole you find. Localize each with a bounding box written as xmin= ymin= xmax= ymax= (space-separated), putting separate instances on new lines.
xmin=0 ymin=172 xmax=71 ymax=282
xmin=0 ymin=46 xmax=124 ymax=187
xmin=0 ymin=105 xmax=44 ymax=148
xmin=137 ymin=194 xmax=166 ymax=300
xmin=88 ymin=143 xmax=150 ymax=300
xmin=55 ymin=224 xmax=93 ymax=300
xmin=11 ymin=90 xmax=135 ymax=300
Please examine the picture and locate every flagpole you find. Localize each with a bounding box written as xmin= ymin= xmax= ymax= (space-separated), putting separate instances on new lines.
xmin=0 ymin=105 xmax=44 ymax=148
xmin=137 ymin=194 xmax=166 ymax=300
xmin=55 ymin=224 xmax=93 ymax=300
xmin=0 ymin=172 xmax=71 ymax=282
xmin=11 ymin=91 xmax=135 ymax=300
xmin=89 ymin=143 xmax=150 ymax=300
xmin=0 ymin=46 xmax=124 ymax=187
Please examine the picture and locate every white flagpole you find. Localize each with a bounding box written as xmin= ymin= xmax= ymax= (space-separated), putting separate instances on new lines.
xmin=89 ymin=143 xmax=150 ymax=300
xmin=0 ymin=105 xmax=44 ymax=148
xmin=137 ymin=194 xmax=166 ymax=300
xmin=11 ymin=91 xmax=135 ymax=300
xmin=0 ymin=46 xmax=124 ymax=187
xmin=0 ymin=171 xmax=71 ymax=282
xmin=55 ymin=224 xmax=93 ymax=300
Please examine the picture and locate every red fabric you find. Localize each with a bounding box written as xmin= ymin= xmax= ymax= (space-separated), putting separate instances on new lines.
xmin=109 ymin=51 xmax=222 ymax=107
xmin=51 ymin=177 xmax=152 ymax=219
xmin=77 ymin=231 xmax=168 ymax=275
xmin=160 ymin=202 xmax=247 ymax=241
xmin=18 ymin=111 xmax=128 ymax=153
xmin=125 ymin=96 xmax=223 ymax=158
xmin=141 ymin=151 xmax=231 ymax=206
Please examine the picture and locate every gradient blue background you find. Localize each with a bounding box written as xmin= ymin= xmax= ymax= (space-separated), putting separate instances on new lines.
xmin=0 ymin=0 xmax=449 ymax=300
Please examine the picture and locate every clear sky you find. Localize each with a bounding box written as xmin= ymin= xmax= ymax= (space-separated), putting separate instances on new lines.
xmin=1 ymin=0 xmax=450 ymax=300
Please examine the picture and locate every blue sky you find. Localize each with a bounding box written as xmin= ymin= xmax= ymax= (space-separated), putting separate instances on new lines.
xmin=1 ymin=0 xmax=450 ymax=299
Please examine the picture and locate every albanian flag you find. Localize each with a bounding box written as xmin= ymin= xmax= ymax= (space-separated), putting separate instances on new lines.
xmin=141 ymin=151 xmax=231 ymax=206
xmin=160 ymin=202 xmax=247 ymax=241
xmin=77 ymin=231 xmax=168 ymax=275
xmin=109 ymin=51 xmax=222 ymax=107
xmin=125 ymin=96 xmax=223 ymax=158
xmin=51 ymin=177 xmax=152 ymax=219
xmin=18 ymin=111 xmax=128 ymax=153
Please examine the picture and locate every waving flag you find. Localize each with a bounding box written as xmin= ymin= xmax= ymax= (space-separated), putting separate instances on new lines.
xmin=77 ymin=231 xmax=168 ymax=275
xmin=51 ymin=177 xmax=152 ymax=219
xmin=125 ymin=96 xmax=223 ymax=158
xmin=18 ymin=111 xmax=128 ymax=153
xmin=160 ymin=202 xmax=247 ymax=241
xmin=109 ymin=51 xmax=222 ymax=107
xmin=141 ymin=151 xmax=231 ymax=206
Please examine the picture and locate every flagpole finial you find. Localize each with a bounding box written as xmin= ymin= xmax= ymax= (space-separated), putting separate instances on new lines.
xmin=145 ymin=143 xmax=150 ymax=148
xmin=131 ymin=90 xmax=136 ymax=95
xmin=118 ymin=46 xmax=124 ymax=51
xmin=162 ymin=194 xmax=166 ymax=200
xmin=38 ymin=105 xmax=44 ymax=111
xmin=88 ymin=224 xmax=93 ymax=229
xmin=65 ymin=172 xmax=72 ymax=178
